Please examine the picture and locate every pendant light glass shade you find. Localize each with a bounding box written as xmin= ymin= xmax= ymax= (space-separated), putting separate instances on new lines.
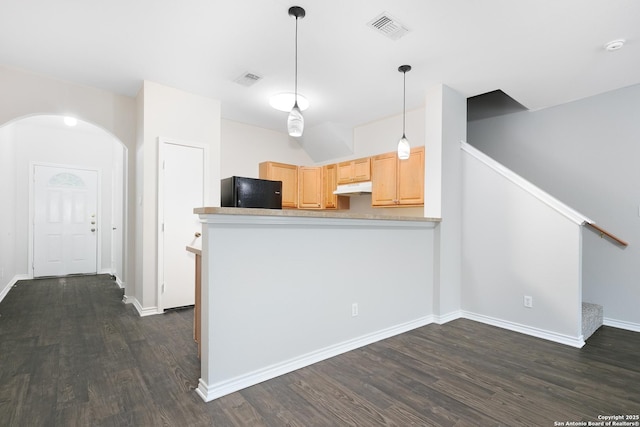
xmin=397 ymin=65 xmax=412 ymax=159
xmin=287 ymin=6 xmax=305 ymax=137
xmin=287 ymin=102 xmax=304 ymax=137
xmin=398 ymin=134 xmax=410 ymax=160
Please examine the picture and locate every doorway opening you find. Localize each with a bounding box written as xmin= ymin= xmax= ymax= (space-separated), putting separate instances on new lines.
xmin=0 ymin=114 xmax=127 ymax=287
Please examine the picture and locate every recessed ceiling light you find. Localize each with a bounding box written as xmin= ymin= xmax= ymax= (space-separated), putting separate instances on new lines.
xmin=604 ymin=39 xmax=625 ymax=52
xmin=64 ymin=116 xmax=77 ymax=127
xmin=269 ymin=93 xmax=309 ymax=112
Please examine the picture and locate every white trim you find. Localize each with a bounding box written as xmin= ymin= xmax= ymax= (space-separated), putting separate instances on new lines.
xmin=127 ymin=296 xmax=158 ymax=317
xmin=157 ymin=137 xmax=210 ymax=313
xmin=29 ymin=162 xmax=102 ymax=278
xmin=0 ymin=282 xmax=9 ymax=303
xmin=604 ymin=317 xmax=640 ymax=333
xmin=193 ymin=308 xmax=637 ymax=402
xmin=434 ymin=310 xmax=463 ymax=325
xmin=196 ymin=315 xmax=434 ymax=402
xmin=462 ymin=311 xmax=585 ymax=348
xmin=460 ymin=141 xmax=591 ymax=225
xmin=114 ymin=276 xmax=125 ymax=289
xmin=0 ymin=274 xmax=30 ymax=303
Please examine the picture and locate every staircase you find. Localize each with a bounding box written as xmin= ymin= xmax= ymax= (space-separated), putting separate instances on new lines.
xmin=582 ymin=302 xmax=603 ymax=340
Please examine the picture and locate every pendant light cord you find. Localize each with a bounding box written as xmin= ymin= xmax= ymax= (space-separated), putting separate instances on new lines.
xmin=402 ymin=70 xmax=406 ymax=136
xmin=294 ymin=16 xmax=299 ymax=106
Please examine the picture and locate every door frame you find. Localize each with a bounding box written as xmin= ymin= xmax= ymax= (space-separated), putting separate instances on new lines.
xmin=28 ymin=162 xmax=102 ymax=278
xmin=156 ymin=137 xmax=210 ymax=312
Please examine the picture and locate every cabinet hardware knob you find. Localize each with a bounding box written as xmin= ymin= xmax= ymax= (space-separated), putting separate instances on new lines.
xmin=91 ymin=228 xmax=96 ymax=232
xmin=195 ymin=232 xmax=202 ymax=238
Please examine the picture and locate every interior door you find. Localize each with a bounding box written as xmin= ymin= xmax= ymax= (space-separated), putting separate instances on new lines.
xmin=33 ymin=165 xmax=98 ymax=277
xmin=160 ymin=141 xmax=204 ymax=310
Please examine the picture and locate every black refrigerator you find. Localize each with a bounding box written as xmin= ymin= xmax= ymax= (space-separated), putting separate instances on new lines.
xmin=220 ymin=176 xmax=282 ymax=209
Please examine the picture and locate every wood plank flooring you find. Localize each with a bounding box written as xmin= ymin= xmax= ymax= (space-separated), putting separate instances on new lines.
xmin=1 ymin=274 xmax=638 ymax=426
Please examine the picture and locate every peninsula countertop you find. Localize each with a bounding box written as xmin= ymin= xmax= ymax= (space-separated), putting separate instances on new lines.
xmin=194 ymin=206 xmax=441 ymax=223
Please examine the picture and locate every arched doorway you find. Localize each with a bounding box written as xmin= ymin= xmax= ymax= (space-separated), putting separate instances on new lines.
xmin=0 ymin=114 xmax=127 ymax=285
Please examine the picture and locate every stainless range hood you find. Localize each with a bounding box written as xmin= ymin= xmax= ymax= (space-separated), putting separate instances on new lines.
xmin=333 ymin=181 xmax=372 ymax=196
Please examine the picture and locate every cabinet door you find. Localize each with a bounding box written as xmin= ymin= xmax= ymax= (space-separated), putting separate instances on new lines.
xmin=298 ymin=166 xmax=322 ymax=209
xmin=336 ymin=161 xmax=354 ymax=185
xmin=397 ymin=146 xmax=425 ymax=205
xmin=259 ymin=162 xmax=298 ymax=208
xmin=323 ymin=164 xmax=350 ymax=210
xmin=353 ymin=157 xmax=371 ymax=182
xmin=323 ymin=164 xmax=338 ymax=209
xmin=371 ymin=152 xmax=398 ymax=206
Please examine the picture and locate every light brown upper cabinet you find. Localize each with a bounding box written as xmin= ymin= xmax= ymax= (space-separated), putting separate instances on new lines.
xmin=298 ymin=166 xmax=323 ymax=209
xmin=259 ymin=161 xmax=298 ymax=208
xmin=371 ymin=146 xmax=424 ymax=207
xmin=322 ymin=164 xmax=350 ymax=210
xmin=336 ymin=157 xmax=371 ymax=185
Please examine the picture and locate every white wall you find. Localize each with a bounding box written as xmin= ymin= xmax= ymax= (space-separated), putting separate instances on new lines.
xmin=134 ymin=81 xmax=221 ymax=312
xmin=467 ymin=83 xmax=640 ymax=329
xmin=0 ymin=66 xmax=135 ymax=296
xmin=220 ymin=119 xmax=313 ymax=180
xmin=9 ymin=117 xmax=123 ymax=277
xmin=425 ymin=85 xmax=466 ymax=319
xmin=352 ymin=108 xmax=425 ymax=161
xmin=198 ymin=213 xmax=436 ymax=401
xmin=461 ymin=149 xmax=583 ymax=344
xmin=0 ymin=124 xmax=17 ymax=299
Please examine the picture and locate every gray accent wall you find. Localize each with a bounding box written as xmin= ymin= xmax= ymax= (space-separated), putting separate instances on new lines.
xmin=467 ymin=84 xmax=640 ymax=328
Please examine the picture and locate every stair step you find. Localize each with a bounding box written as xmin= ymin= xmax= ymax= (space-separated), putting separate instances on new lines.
xmin=582 ymin=302 xmax=603 ymax=340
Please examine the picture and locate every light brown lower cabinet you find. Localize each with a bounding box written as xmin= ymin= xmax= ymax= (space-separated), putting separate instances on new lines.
xmin=372 ymin=146 xmax=424 ymax=206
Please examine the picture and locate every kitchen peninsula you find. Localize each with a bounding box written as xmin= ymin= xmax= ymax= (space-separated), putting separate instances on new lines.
xmin=194 ymin=206 xmax=440 ymax=402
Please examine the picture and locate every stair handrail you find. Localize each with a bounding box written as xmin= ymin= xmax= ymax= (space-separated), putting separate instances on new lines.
xmin=461 ymin=142 xmax=592 ymax=225
xmin=584 ymin=222 xmax=629 ymax=247
xmin=461 ymin=142 xmax=629 ymax=248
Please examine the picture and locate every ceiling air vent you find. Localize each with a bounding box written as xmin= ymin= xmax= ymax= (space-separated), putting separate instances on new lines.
xmin=367 ymin=12 xmax=410 ymax=40
xmin=233 ymin=72 xmax=263 ymax=87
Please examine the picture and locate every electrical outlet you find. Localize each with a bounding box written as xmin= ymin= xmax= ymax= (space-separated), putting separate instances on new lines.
xmin=351 ymin=303 xmax=359 ymax=317
xmin=523 ymin=295 xmax=533 ymax=308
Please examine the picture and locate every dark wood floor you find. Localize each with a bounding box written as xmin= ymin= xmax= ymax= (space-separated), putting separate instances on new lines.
xmin=1 ymin=275 xmax=638 ymax=426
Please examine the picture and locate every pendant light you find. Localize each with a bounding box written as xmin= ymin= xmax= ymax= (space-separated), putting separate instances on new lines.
xmin=397 ymin=65 xmax=411 ymax=160
xmin=287 ymin=6 xmax=305 ymax=137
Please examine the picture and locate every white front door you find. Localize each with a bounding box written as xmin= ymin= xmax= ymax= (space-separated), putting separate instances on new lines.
xmin=33 ymin=165 xmax=98 ymax=277
xmin=159 ymin=140 xmax=205 ymax=310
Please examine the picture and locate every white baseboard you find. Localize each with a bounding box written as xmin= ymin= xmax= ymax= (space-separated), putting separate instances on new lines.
xmin=604 ymin=317 xmax=640 ymax=333
xmin=0 ymin=281 xmax=11 ymax=303
xmin=123 ymin=295 xmax=159 ymax=317
xmin=114 ymin=277 xmax=125 ymax=289
xmin=196 ymin=315 xmax=434 ymax=402
xmin=0 ymin=275 xmax=30 ymax=303
xmin=461 ymin=311 xmax=585 ymax=348
xmin=434 ymin=310 xmax=463 ymax=325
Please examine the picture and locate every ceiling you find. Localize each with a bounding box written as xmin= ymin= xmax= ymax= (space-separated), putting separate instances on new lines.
xmin=1 ymin=0 xmax=639 ymax=134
